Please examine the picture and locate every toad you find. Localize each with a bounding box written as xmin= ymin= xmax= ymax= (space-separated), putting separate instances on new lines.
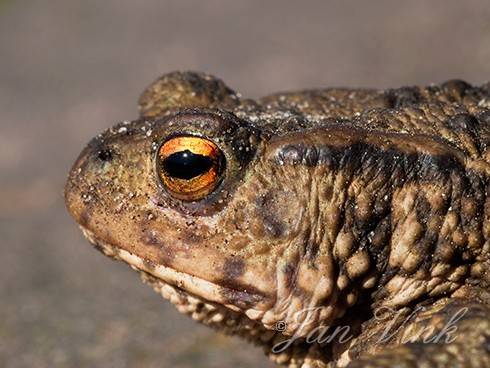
xmin=65 ymin=72 xmax=490 ymax=367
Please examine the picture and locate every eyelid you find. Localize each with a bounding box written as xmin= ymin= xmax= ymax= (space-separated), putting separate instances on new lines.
xmin=159 ymin=136 xmax=218 ymax=158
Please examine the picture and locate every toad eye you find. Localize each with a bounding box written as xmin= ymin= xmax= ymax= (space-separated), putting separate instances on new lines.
xmin=156 ymin=136 xmax=225 ymax=201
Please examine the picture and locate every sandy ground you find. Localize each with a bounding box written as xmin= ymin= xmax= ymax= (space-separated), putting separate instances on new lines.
xmin=1 ymin=1 xmax=489 ymax=367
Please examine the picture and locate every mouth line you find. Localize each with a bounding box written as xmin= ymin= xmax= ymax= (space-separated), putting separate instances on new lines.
xmin=79 ymin=226 xmax=268 ymax=314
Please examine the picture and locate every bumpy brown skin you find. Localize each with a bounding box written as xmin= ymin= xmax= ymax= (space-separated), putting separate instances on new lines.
xmin=65 ymin=72 xmax=490 ymax=367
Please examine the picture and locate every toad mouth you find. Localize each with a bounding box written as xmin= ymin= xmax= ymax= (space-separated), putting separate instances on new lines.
xmin=79 ymin=226 xmax=270 ymax=316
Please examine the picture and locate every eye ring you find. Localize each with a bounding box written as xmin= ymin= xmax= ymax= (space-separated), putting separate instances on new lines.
xmin=156 ymin=136 xmax=225 ymax=201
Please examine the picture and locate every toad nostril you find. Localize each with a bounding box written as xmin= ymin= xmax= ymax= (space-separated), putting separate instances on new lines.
xmin=96 ymin=149 xmax=113 ymax=162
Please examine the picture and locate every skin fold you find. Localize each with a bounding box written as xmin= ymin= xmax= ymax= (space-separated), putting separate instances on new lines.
xmin=65 ymin=71 xmax=490 ymax=367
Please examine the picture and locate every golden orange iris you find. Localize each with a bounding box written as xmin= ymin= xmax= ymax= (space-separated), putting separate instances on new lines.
xmin=157 ymin=136 xmax=224 ymax=201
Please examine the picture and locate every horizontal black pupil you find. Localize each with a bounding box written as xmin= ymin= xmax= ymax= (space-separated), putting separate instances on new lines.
xmin=163 ymin=150 xmax=214 ymax=180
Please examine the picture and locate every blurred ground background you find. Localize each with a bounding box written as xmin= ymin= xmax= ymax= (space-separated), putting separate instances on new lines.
xmin=1 ymin=1 xmax=489 ymax=367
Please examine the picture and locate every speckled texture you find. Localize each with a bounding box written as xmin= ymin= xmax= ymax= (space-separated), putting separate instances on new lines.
xmin=65 ymin=71 xmax=490 ymax=367
xmin=4 ymin=1 xmax=490 ymax=368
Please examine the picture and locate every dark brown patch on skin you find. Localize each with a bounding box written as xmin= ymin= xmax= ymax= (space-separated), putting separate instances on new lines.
xmin=78 ymin=206 xmax=90 ymax=228
xmin=217 ymin=275 xmax=268 ymax=309
xmin=274 ymin=138 xmax=467 ymax=185
xmin=96 ymin=148 xmax=113 ymax=162
xmin=441 ymin=79 xmax=472 ymax=101
xmin=368 ymin=216 xmax=392 ymax=274
xmin=448 ymin=113 xmax=479 ymax=132
xmin=219 ymin=287 xmax=266 ymax=310
xmin=434 ymin=241 xmax=456 ymax=264
xmin=305 ymin=239 xmax=320 ymax=262
xmin=218 ymin=258 xmax=268 ymax=308
xmin=283 ymin=262 xmax=298 ymax=290
xmin=223 ymin=257 xmax=245 ymax=281
xmin=374 ymin=267 xmax=399 ymax=292
xmin=140 ymin=228 xmax=175 ymax=265
xmin=412 ymin=195 xmax=438 ymax=273
xmin=179 ymin=228 xmax=207 ymax=245
xmin=385 ymin=86 xmax=422 ymax=108
xmin=255 ymin=192 xmax=286 ymax=238
xmin=477 ymin=109 xmax=490 ymax=126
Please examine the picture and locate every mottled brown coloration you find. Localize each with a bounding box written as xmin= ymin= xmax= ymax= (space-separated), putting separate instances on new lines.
xmin=65 ymin=71 xmax=490 ymax=367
